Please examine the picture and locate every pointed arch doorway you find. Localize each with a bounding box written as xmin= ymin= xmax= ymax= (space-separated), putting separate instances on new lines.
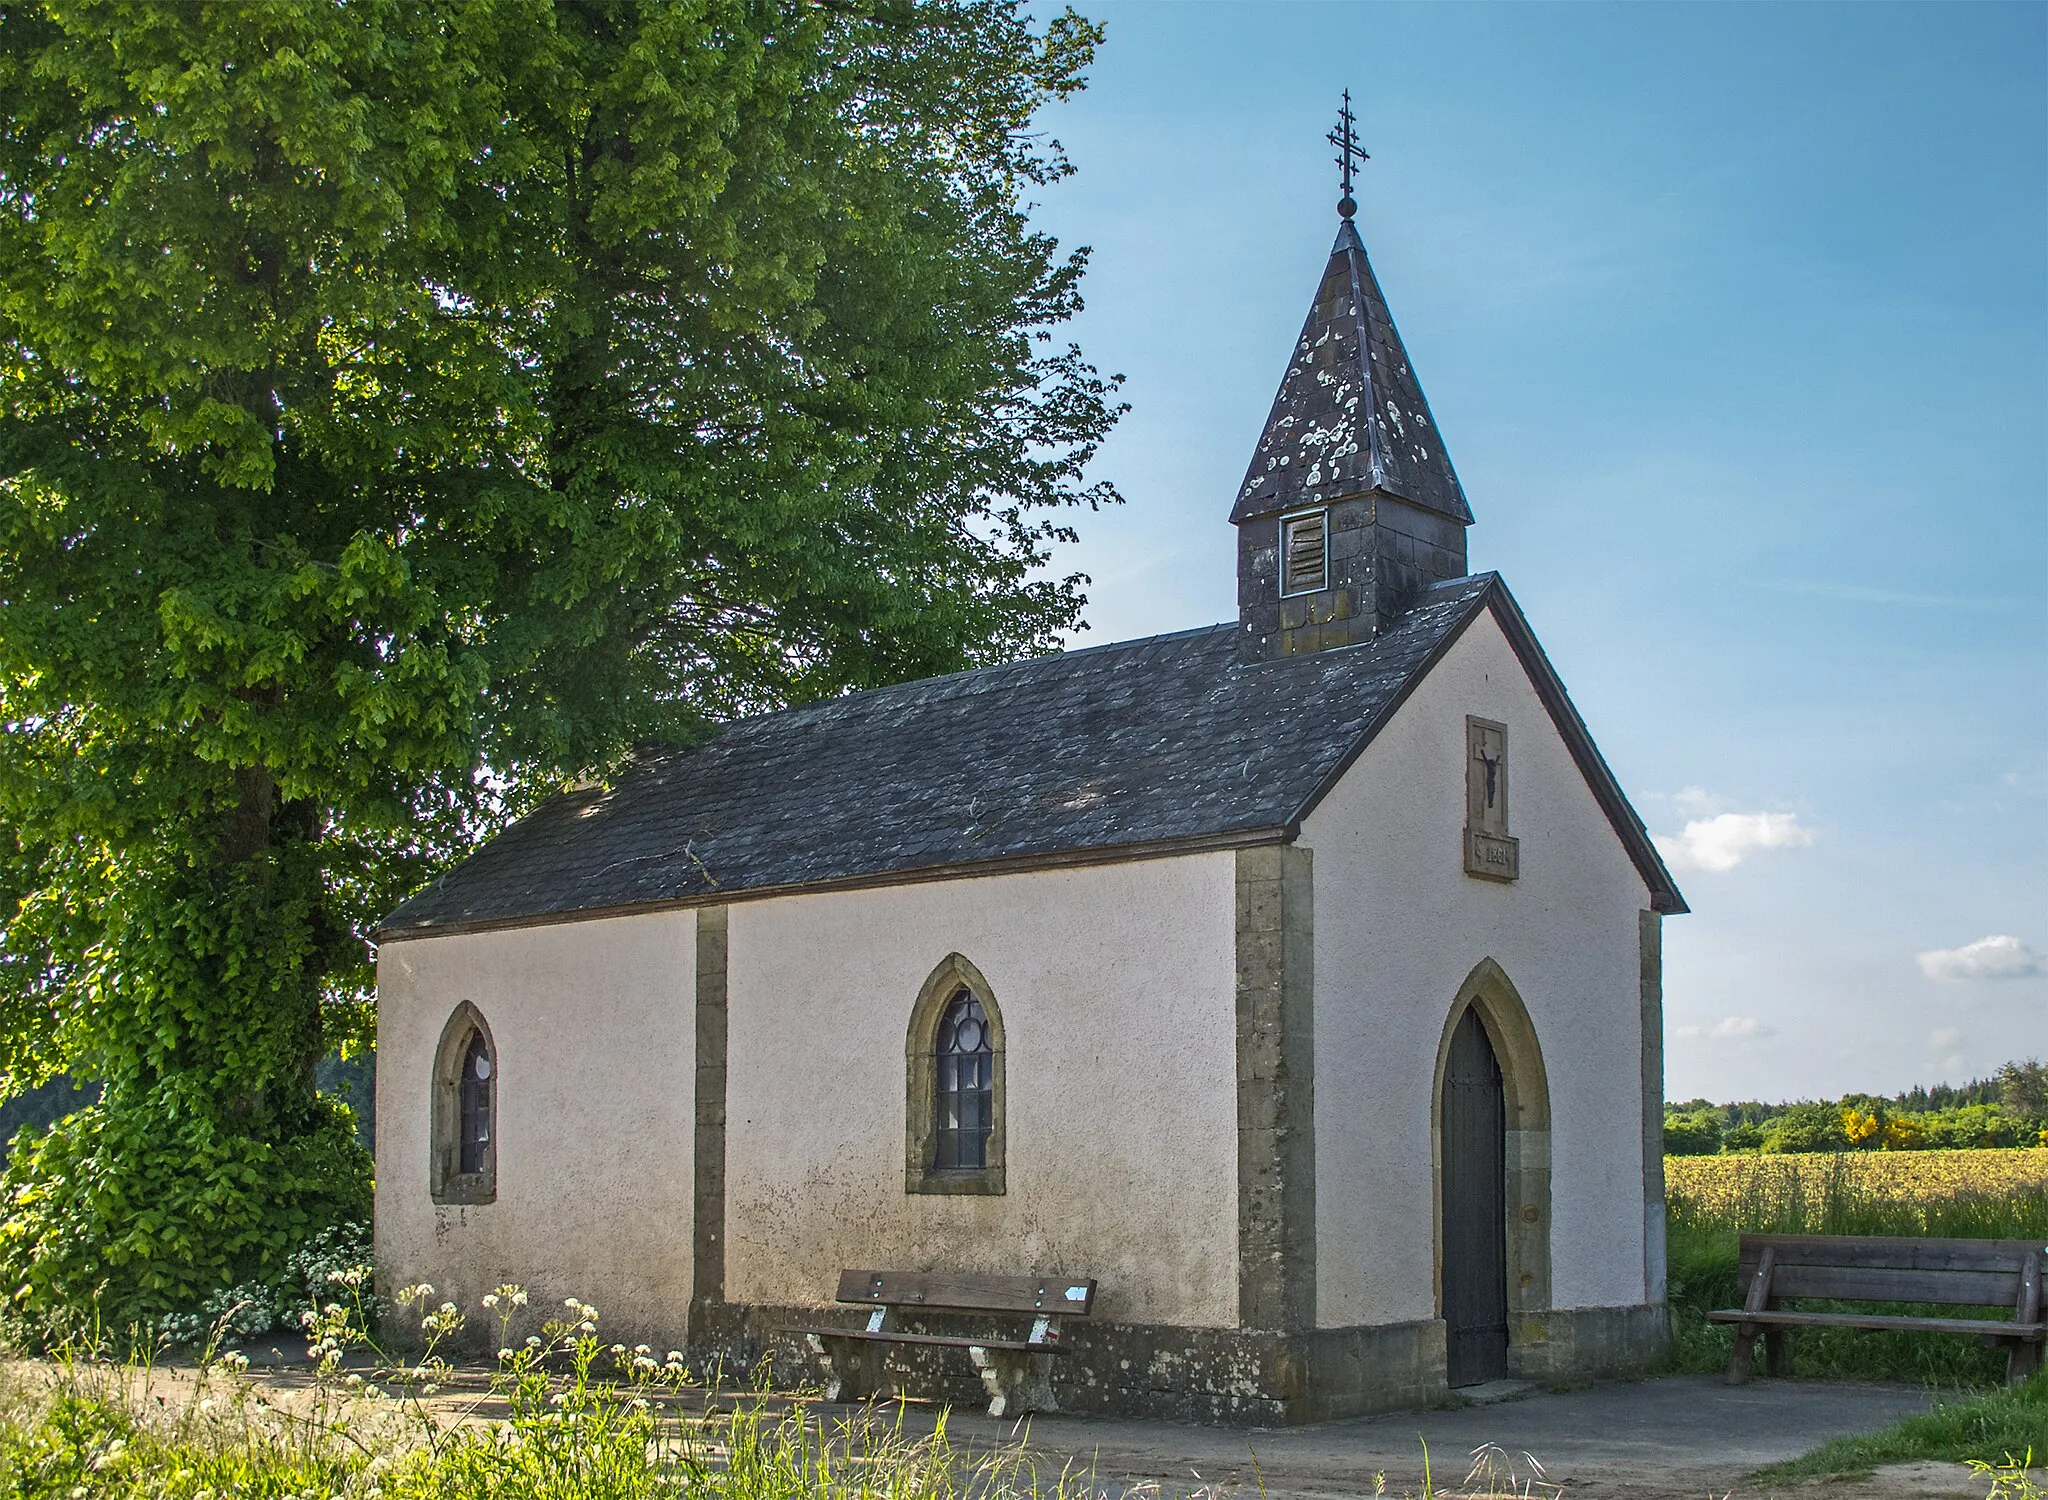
xmin=1434 ymin=959 xmax=1553 ymax=1389
xmin=1441 ymin=1008 xmax=1508 ymax=1385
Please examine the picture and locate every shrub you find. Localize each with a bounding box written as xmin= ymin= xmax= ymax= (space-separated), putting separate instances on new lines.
xmin=1760 ymin=1102 xmax=1845 ymax=1154
xmin=1662 ymin=1107 xmax=1723 ymax=1156
xmin=0 ymin=1087 xmax=370 ymax=1347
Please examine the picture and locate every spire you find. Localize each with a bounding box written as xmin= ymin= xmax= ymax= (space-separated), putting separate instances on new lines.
xmin=1231 ymin=216 xmax=1472 ymax=529
xmin=1232 ymin=99 xmax=1473 ymax=660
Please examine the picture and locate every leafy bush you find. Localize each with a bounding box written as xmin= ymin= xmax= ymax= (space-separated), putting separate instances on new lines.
xmin=0 ymin=1087 xmax=369 ymax=1346
xmin=1760 ymin=1102 xmax=1844 ymax=1154
xmin=1662 ymin=1107 xmax=1723 ymax=1156
xmin=153 ymin=1221 xmax=381 ymax=1349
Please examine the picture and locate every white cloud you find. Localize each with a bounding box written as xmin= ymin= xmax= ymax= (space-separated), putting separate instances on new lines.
xmin=1916 ymin=935 xmax=2046 ymax=984
xmin=1654 ymin=810 xmax=1814 ymax=874
xmin=1711 ymin=1016 xmax=1768 ymax=1040
xmin=1928 ymin=1027 xmax=1962 ymax=1048
xmin=1673 ymin=1016 xmax=1774 ymax=1043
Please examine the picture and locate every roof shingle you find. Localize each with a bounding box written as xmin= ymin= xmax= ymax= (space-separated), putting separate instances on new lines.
xmin=382 ymin=575 xmax=1520 ymax=936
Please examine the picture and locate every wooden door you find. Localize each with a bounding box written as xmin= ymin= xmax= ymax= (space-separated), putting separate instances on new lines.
xmin=1442 ymin=1007 xmax=1509 ymax=1386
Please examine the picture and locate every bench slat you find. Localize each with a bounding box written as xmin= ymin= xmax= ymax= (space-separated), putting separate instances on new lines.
xmin=1764 ymin=1265 xmax=2027 ymax=1305
xmin=1736 ymin=1235 xmax=2046 ymax=1277
xmin=788 ymin=1326 xmax=1072 ymax=1355
xmin=1707 ymin=1309 xmax=2045 ymax=1338
xmin=834 ymin=1269 xmax=1097 ymax=1316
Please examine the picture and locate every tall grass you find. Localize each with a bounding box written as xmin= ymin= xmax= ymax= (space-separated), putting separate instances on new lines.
xmin=0 ymin=1279 xmax=1141 ymax=1500
xmin=1666 ymin=1148 xmax=2048 ymax=1384
xmin=0 ymin=1354 xmax=1121 ymax=1500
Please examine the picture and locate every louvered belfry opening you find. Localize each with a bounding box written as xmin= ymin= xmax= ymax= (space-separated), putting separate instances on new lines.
xmin=1232 ymin=213 xmax=1473 ymax=659
xmin=1280 ymin=511 xmax=1329 ymax=595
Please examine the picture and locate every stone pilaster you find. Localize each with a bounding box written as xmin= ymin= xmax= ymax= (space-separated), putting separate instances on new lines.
xmin=693 ymin=905 xmax=729 ymax=1317
xmin=1235 ymin=845 xmax=1316 ymax=1331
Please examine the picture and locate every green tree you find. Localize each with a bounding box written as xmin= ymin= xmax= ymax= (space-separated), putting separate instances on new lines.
xmin=1761 ymin=1102 xmax=1847 ymax=1155
xmin=1662 ymin=1106 xmax=1723 ymax=1156
xmin=0 ymin=0 xmax=1120 ymax=1333
xmin=1996 ymin=1059 xmax=2048 ymax=1122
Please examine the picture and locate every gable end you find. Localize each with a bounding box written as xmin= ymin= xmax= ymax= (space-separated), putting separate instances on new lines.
xmin=1283 ymin=578 xmax=1687 ymax=915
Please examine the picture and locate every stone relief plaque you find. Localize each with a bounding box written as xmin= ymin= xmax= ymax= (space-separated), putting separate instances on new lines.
xmin=1464 ymin=715 xmax=1520 ymax=881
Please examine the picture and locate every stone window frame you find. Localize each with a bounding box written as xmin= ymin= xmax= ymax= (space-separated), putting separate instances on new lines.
xmin=904 ymin=953 xmax=1006 ymax=1196
xmin=1278 ymin=508 xmax=1330 ymax=596
xmin=430 ymin=1001 xmax=498 ymax=1206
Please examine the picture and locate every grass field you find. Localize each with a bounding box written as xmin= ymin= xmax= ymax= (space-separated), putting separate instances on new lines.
xmin=1666 ymin=1147 xmax=2048 ymax=1385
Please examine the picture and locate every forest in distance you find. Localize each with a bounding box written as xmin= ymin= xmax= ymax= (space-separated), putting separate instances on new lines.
xmin=1665 ymin=1057 xmax=2048 ymax=1155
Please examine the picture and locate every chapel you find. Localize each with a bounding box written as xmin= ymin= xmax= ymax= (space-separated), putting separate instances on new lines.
xmin=374 ymin=153 xmax=1688 ymax=1423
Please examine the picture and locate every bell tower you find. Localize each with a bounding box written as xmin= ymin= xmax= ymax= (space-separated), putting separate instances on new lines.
xmin=1235 ymin=95 xmax=1472 ymax=660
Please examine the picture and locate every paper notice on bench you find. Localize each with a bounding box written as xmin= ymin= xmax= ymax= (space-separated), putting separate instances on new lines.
xmin=1064 ymin=1286 xmax=1088 ymax=1301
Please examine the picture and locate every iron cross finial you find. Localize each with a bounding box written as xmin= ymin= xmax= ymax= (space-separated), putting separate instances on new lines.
xmin=1327 ymin=88 xmax=1368 ymax=220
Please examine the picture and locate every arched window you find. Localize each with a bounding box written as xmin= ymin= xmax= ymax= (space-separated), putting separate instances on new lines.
xmin=934 ymin=990 xmax=993 ymax=1171
xmin=905 ymin=955 xmax=1005 ymax=1195
xmin=431 ymin=1003 xmax=497 ymax=1205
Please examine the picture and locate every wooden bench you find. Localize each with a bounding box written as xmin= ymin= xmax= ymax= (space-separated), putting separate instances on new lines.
xmin=1708 ymin=1234 xmax=2045 ymax=1386
xmin=786 ymin=1270 xmax=1097 ymax=1417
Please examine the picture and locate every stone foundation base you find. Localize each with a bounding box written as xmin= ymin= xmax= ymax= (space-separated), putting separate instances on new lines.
xmin=1509 ymin=1303 xmax=1671 ymax=1383
xmin=692 ymin=1301 xmax=1669 ymax=1425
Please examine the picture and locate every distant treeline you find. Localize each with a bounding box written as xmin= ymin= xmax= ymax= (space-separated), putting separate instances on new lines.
xmin=1667 ymin=1058 xmax=2048 ymax=1155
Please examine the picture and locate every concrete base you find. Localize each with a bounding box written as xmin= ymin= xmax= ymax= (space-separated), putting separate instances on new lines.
xmin=694 ymin=1300 xmax=1670 ymax=1425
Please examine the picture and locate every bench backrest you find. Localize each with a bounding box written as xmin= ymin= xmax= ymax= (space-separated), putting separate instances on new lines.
xmin=1737 ymin=1234 xmax=2047 ymax=1309
xmin=835 ymin=1269 xmax=1097 ymax=1317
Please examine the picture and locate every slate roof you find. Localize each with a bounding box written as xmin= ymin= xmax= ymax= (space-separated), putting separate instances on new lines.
xmin=380 ymin=574 xmax=1684 ymax=938
xmin=1232 ymin=218 xmax=1472 ymax=527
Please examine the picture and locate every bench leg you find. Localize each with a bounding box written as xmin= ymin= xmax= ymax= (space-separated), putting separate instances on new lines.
xmin=969 ymin=1347 xmax=1057 ymax=1418
xmin=2005 ymin=1338 xmax=2043 ymax=1388
xmin=1764 ymin=1328 xmax=1793 ymax=1378
xmin=806 ymin=1335 xmax=884 ymax=1404
xmin=1726 ymin=1322 xmax=1758 ymax=1386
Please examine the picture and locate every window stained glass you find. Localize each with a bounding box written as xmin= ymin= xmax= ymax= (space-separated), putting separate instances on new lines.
xmin=459 ymin=1030 xmax=492 ymax=1175
xmin=934 ymin=989 xmax=992 ymax=1171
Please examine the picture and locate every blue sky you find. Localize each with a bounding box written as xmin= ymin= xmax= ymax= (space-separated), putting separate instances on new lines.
xmin=1023 ymin=1 xmax=2047 ymax=1102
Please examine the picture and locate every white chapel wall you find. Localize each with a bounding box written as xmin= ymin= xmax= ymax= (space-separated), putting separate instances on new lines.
xmin=375 ymin=910 xmax=698 ymax=1340
xmin=721 ymin=854 xmax=1240 ymax=1329
xmin=1302 ymin=608 xmax=1653 ymax=1329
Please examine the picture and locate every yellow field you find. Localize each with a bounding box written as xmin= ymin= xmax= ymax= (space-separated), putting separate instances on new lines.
xmin=1667 ymin=1146 xmax=2048 ymax=1234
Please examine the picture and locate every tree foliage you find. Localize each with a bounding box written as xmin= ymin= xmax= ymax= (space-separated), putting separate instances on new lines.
xmin=0 ymin=0 xmax=1121 ymax=1331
